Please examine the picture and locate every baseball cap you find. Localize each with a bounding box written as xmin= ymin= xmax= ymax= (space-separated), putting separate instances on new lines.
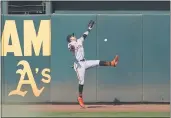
xmin=66 ymin=33 xmax=75 ymax=43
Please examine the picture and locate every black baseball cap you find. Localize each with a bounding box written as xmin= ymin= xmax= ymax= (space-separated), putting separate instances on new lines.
xmin=66 ymin=33 xmax=75 ymax=43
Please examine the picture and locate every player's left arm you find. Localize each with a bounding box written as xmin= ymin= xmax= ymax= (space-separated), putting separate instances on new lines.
xmin=79 ymin=20 xmax=95 ymax=42
xmin=80 ymin=29 xmax=91 ymax=41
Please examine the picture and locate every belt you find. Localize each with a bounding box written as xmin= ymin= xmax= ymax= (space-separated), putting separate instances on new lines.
xmin=79 ymin=59 xmax=85 ymax=61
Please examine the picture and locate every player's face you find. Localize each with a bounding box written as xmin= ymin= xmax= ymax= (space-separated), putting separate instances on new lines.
xmin=70 ymin=36 xmax=76 ymax=42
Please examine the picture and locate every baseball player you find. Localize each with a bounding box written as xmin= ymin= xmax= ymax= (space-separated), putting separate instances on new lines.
xmin=67 ymin=20 xmax=119 ymax=108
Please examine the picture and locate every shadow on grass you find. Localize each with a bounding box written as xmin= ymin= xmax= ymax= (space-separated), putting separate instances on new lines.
xmin=87 ymin=106 xmax=106 ymax=108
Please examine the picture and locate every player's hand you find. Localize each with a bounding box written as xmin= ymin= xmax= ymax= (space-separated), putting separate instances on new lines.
xmin=88 ymin=20 xmax=95 ymax=30
xmin=70 ymin=45 xmax=75 ymax=51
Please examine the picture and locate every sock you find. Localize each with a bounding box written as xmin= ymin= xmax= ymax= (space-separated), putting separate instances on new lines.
xmin=99 ymin=61 xmax=111 ymax=66
xmin=79 ymin=84 xmax=84 ymax=97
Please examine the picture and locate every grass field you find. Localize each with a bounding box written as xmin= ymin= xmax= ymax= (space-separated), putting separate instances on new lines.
xmin=2 ymin=104 xmax=170 ymax=117
xmin=38 ymin=112 xmax=170 ymax=117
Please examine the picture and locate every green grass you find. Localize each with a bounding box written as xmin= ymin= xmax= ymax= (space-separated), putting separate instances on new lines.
xmin=36 ymin=112 xmax=170 ymax=117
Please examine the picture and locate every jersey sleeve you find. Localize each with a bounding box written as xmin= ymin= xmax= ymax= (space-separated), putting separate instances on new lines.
xmin=78 ymin=30 xmax=90 ymax=43
xmin=78 ymin=37 xmax=84 ymax=43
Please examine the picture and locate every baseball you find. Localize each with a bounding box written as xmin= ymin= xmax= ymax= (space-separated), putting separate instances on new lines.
xmin=104 ymin=39 xmax=108 ymax=42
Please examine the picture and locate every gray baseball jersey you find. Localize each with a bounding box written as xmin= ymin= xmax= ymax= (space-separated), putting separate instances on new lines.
xmin=68 ymin=31 xmax=100 ymax=85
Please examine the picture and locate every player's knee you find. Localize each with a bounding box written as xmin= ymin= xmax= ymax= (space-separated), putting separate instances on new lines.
xmin=79 ymin=80 xmax=84 ymax=85
xmin=97 ymin=60 xmax=100 ymax=66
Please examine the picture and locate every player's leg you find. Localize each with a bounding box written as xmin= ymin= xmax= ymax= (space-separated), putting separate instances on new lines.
xmin=100 ymin=55 xmax=119 ymax=67
xmin=76 ymin=68 xmax=85 ymax=98
xmin=85 ymin=60 xmax=100 ymax=69
xmin=85 ymin=55 xmax=119 ymax=69
xmin=74 ymin=62 xmax=86 ymax=108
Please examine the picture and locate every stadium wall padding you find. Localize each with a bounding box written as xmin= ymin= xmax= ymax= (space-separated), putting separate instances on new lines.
xmin=1 ymin=12 xmax=170 ymax=103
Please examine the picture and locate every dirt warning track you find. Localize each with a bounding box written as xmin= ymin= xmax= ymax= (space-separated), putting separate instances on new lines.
xmin=29 ymin=104 xmax=170 ymax=112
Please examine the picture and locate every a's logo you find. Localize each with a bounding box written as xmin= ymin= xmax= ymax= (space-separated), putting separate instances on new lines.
xmin=1 ymin=19 xmax=52 ymax=97
xmin=8 ymin=60 xmax=51 ymax=97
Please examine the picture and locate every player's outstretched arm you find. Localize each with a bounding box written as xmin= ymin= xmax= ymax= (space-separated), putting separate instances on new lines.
xmin=79 ymin=20 xmax=95 ymax=41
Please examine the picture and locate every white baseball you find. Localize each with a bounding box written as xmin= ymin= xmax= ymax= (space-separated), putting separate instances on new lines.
xmin=104 ymin=39 xmax=108 ymax=42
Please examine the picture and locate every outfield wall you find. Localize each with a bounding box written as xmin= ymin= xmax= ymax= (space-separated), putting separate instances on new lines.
xmin=1 ymin=11 xmax=170 ymax=103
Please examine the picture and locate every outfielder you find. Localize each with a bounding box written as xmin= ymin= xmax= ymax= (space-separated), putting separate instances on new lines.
xmin=67 ymin=20 xmax=119 ymax=108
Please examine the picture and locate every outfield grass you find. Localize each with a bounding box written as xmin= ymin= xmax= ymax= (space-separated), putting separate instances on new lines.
xmin=38 ymin=112 xmax=170 ymax=117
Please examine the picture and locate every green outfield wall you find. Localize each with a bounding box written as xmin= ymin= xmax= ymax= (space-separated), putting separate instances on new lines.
xmin=1 ymin=11 xmax=170 ymax=103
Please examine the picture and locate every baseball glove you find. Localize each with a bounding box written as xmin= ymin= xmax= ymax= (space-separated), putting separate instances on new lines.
xmin=70 ymin=45 xmax=75 ymax=51
xmin=88 ymin=20 xmax=95 ymax=29
xmin=69 ymin=44 xmax=75 ymax=51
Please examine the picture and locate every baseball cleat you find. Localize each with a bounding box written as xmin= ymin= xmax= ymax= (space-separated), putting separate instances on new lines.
xmin=77 ymin=97 xmax=85 ymax=108
xmin=111 ymin=55 xmax=119 ymax=67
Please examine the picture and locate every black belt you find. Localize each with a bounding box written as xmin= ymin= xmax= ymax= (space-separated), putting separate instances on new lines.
xmin=80 ymin=59 xmax=85 ymax=61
